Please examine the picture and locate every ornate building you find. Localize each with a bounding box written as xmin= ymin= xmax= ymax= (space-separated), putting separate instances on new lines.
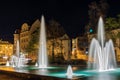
xmin=20 ymin=23 xmax=30 ymax=52
xmin=14 ymin=21 xmax=39 ymax=53
xmin=13 ymin=23 xmax=30 ymax=54
xmin=13 ymin=19 xmax=71 ymax=61
xmin=0 ymin=40 xmax=13 ymax=57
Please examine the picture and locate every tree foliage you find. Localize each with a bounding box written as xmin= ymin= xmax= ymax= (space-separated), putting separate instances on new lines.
xmin=47 ymin=20 xmax=66 ymax=61
xmin=105 ymin=14 xmax=120 ymax=31
xmin=26 ymin=27 xmax=39 ymax=53
xmin=48 ymin=20 xmax=65 ymax=39
xmin=87 ymin=0 xmax=109 ymax=33
xmin=105 ymin=17 xmax=119 ymax=30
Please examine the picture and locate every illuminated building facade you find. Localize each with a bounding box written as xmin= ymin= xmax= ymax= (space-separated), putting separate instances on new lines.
xmin=13 ymin=19 xmax=71 ymax=61
xmin=47 ymin=34 xmax=70 ymax=60
xmin=0 ymin=40 xmax=13 ymax=57
xmin=20 ymin=23 xmax=30 ymax=52
xmin=71 ymin=37 xmax=87 ymax=60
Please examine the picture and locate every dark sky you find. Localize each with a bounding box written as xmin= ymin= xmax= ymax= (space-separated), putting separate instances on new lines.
xmin=0 ymin=0 xmax=119 ymax=43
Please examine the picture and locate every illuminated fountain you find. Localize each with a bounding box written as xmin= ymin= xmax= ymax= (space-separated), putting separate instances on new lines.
xmin=6 ymin=61 xmax=10 ymax=66
xmin=10 ymin=40 xmax=28 ymax=67
xmin=2 ymin=16 xmax=120 ymax=80
xmin=88 ymin=17 xmax=117 ymax=71
xmin=66 ymin=65 xmax=73 ymax=79
xmin=37 ymin=15 xmax=48 ymax=68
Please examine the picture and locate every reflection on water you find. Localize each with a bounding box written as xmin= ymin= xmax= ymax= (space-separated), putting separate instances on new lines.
xmin=87 ymin=73 xmax=117 ymax=80
xmin=0 ymin=66 xmax=120 ymax=80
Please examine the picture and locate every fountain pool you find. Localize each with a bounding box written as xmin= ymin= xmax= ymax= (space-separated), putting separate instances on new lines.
xmin=1 ymin=16 xmax=120 ymax=80
xmin=1 ymin=65 xmax=120 ymax=80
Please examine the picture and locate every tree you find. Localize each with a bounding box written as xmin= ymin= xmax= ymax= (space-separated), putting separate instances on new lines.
xmin=88 ymin=1 xmax=98 ymax=32
xmin=105 ymin=17 xmax=119 ymax=31
xmin=117 ymin=14 xmax=120 ymax=26
xmin=26 ymin=27 xmax=39 ymax=53
xmin=104 ymin=14 xmax=120 ymax=32
xmin=87 ymin=0 xmax=109 ymax=33
xmin=48 ymin=19 xmax=65 ymax=62
xmin=99 ymin=0 xmax=109 ymax=18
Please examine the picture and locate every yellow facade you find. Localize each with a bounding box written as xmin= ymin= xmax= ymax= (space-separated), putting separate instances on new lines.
xmin=13 ymin=29 xmax=20 ymax=53
xmin=71 ymin=37 xmax=88 ymax=60
xmin=0 ymin=40 xmax=13 ymax=57
xmin=20 ymin=23 xmax=30 ymax=52
xmin=47 ymin=34 xmax=70 ymax=60
xmin=13 ymin=19 xmax=71 ymax=61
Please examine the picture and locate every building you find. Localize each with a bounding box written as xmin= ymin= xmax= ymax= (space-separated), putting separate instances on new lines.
xmin=13 ymin=19 xmax=71 ymax=61
xmin=47 ymin=34 xmax=70 ymax=60
xmin=109 ymin=29 xmax=120 ymax=62
xmin=71 ymin=36 xmax=88 ymax=60
xmin=20 ymin=23 xmax=30 ymax=52
xmin=14 ymin=23 xmax=30 ymax=53
xmin=14 ymin=19 xmax=40 ymax=53
xmin=0 ymin=39 xmax=13 ymax=58
xmin=13 ymin=29 xmax=20 ymax=54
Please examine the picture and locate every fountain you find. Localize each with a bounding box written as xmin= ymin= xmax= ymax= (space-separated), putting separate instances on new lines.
xmin=6 ymin=61 xmax=10 ymax=66
xmin=66 ymin=65 xmax=73 ymax=79
xmin=37 ymin=15 xmax=48 ymax=68
xmin=1 ymin=15 xmax=120 ymax=80
xmin=88 ymin=17 xmax=117 ymax=71
xmin=10 ymin=40 xmax=28 ymax=67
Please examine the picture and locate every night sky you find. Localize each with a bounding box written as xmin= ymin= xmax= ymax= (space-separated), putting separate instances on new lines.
xmin=0 ymin=0 xmax=120 ymax=43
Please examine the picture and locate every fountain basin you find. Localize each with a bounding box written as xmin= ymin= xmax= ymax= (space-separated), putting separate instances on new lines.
xmin=0 ymin=66 xmax=87 ymax=80
xmin=0 ymin=65 xmax=120 ymax=80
